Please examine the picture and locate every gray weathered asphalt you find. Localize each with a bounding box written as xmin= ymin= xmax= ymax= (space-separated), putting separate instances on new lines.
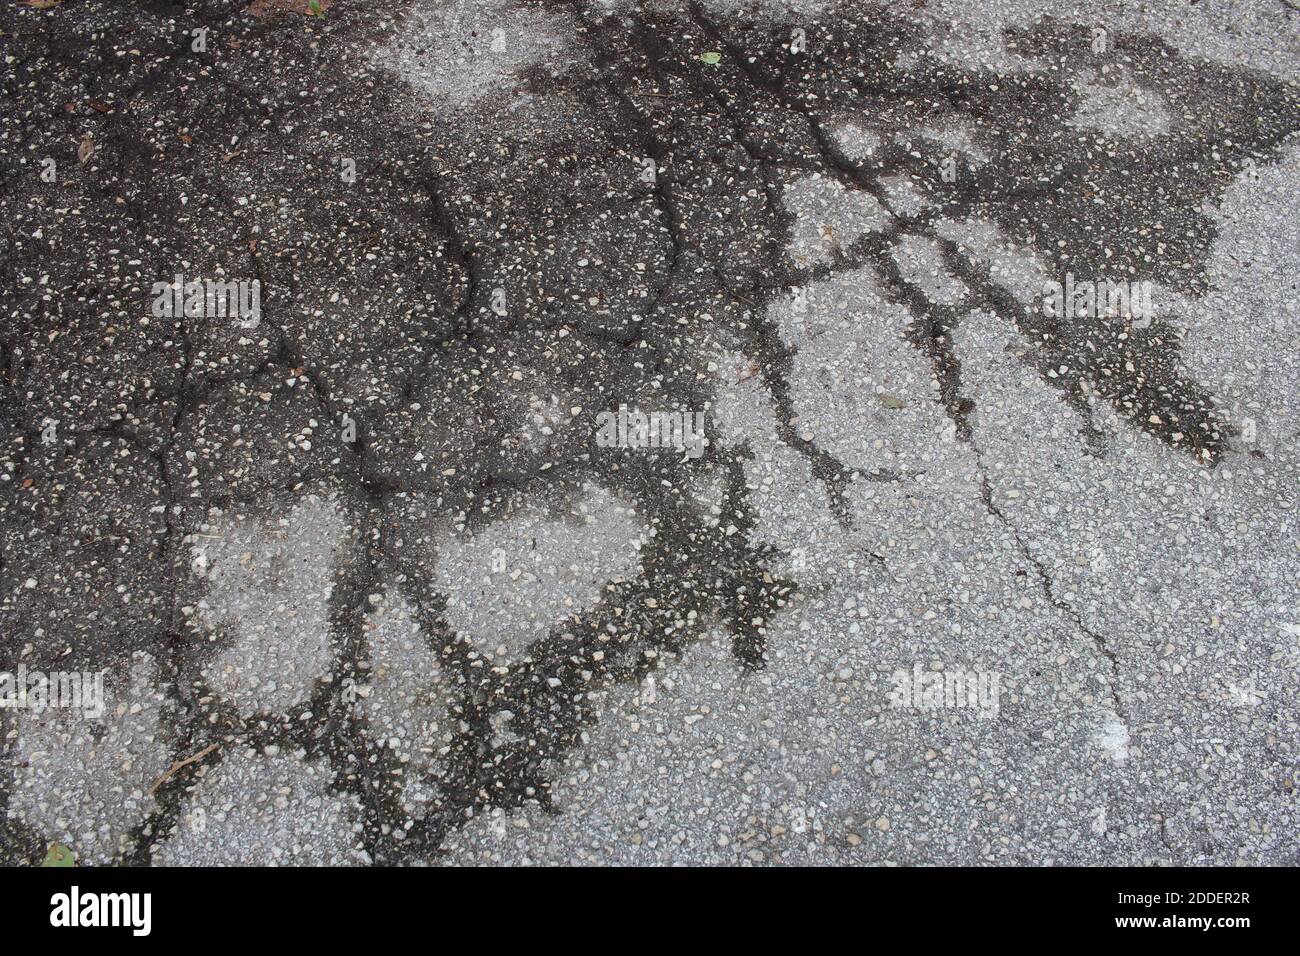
xmin=1 ymin=0 xmax=1297 ymax=865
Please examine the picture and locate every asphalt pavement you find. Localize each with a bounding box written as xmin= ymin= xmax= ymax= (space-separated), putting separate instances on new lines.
xmin=0 ymin=0 xmax=1297 ymax=865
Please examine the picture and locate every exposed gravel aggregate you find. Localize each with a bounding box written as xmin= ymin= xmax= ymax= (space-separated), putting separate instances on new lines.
xmin=1 ymin=0 xmax=1296 ymax=866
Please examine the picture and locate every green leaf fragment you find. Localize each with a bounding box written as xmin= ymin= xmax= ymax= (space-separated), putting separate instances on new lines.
xmin=41 ymin=843 xmax=75 ymax=867
xmin=878 ymin=393 xmax=906 ymax=410
xmin=698 ymin=51 xmax=722 ymax=65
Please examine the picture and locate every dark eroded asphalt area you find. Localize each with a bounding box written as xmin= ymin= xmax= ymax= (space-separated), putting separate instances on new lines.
xmin=0 ymin=0 xmax=1297 ymax=865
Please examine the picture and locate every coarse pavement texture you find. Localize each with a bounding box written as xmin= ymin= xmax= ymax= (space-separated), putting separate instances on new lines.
xmin=0 ymin=0 xmax=1297 ymax=866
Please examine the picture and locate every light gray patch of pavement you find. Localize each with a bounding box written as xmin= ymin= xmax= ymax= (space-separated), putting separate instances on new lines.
xmin=375 ymin=0 xmax=576 ymax=110
xmin=153 ymin=748 xmax=370 ymax=866
xmin=360 ymin=587 xmax=453 ymax=823
xmin=432 ymin=483 xmax=648 ymax=664
xmin=896 ymin=125 xmax=992 ymax=169
xmin=773 ymin=266 xmax=966 ymax=479
xmin=908 ymin=0 xmax=1299 ymax=79
xmin=6 ymin=653 xmax=174 ymax=866
xmin=828 ymin=118 xmax=883 ymax=166
xmin=876 ymin=173 xmax=935 ymax=219
xmin=890 ymin=234 xmax=969 ymax=306
xmin=782 ymin=174 xmax=891 ymax=267
xmin=933 ymin=217 xmax=1054 ymax=307
xmin=1069 ymin=66 xmax=1173 ymax=137
xmin=191 ymin=491 xmax=357 ymax=717
xmin=1181 ymin=139 xmax=1300 ymax=458
xmin=952 ymin=306 xmax=1297 ymax=862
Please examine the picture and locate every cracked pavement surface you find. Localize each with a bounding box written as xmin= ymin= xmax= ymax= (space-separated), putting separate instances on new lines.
xmin=1 ymin=0 xmax=1297 ymax=866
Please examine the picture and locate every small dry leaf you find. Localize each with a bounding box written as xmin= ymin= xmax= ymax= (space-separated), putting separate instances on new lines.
xmin=178 ymin=133 xmax=193 ymax=145
xmin=24 ymin=0 xmax=65 ymax=9
xmin=248 ymin=0 xmax=331 ymax=18
xmin=878 ymin=393 xmax=906 ymax=410
xmin=89 ymin=99 xmax=112 ymax=113
xmin=76 ymin=134 xmax=94 ymax=165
